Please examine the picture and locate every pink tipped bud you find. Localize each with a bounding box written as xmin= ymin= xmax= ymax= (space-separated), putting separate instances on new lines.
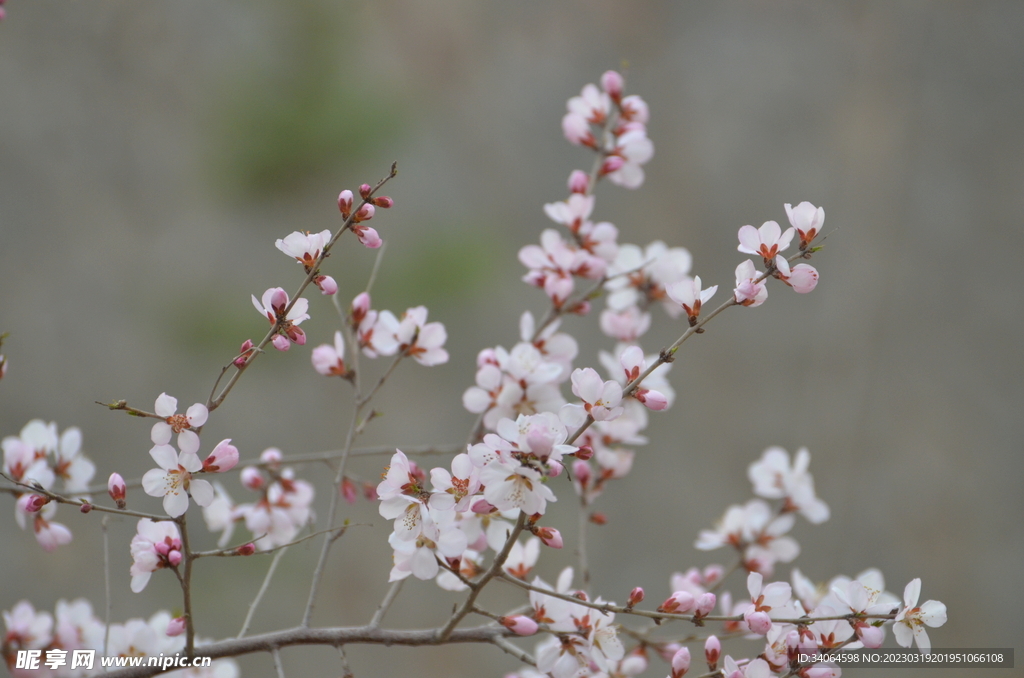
xmin=534 ymin=526 xmax=563 ymax=549
xmin=470 ymin=498 xmax=497 ymax=514
xmin=599 ymin=155 xmax=626 ymax=176
xmin=373 ymin=195 xmax=394 ymax=208
xmin=108 ymin=473 xmax=127 ymax=508
xmin=567 ymin=299 xmax=591 ymax=316
xmin=546 ymin=463 xmax=562 ymax=478
xmin=355 ymin=225 xmax=382 ymax=248
xmin=286 ymin=325 xmax=306 ymax=346
xmin=354 ymin=203 xmax=375 ymax=222
xmin=240 ymin=466 xmax=264 ymax=491
xmin=568 ymin=169 xmax=590 ymax=194
xmin=657 ymin=643 xmax=682 ymax=663
xmin=167 ymin=550 xmax=183 ymax=567
xmin=234 ymin=339 xmax=255 ymax=367
xmin=203 ymin=439 xmax=239 ymax=473
xmin=695 ymin=592 xmax=717 ymax=617
xmin=260 ymin=447 xmax=282 ymax=466
xmin=235 ymin=543 xmax=256 ymax=556
xmin=271 ymin=334 xmax=290 ymax=351
xmin=573 ymin=445 xmax=593 ymax=461
xmin=315 ymin=275 xmax=338 ymax=295
xmin=703 ymin=564 xmax=724 ymax=585
xmin=704 ymin=635 xmax=720 ymax=668
xmin=744 ymin=609 xmax=772 ymax=635
xmin=589 ymin=511 xmax=607 ymax=525
xmin=499 ymin=615 xmax=539 ymax=636
xmin=358 ymin=183 xmax=372 ymax=199
xmin=340 ymin=477 xmax=358 ymax=504
xmin=269 ymin=288 xmax=289 ymax=314
xmin=166 ymin=617 xmax=186 ymax=637
xmin=351 ymin=292 xmax=371 ymax=323
xmin=637 ymin=388 xmax=668 ymax=411
xmin=80 ymin=503 xmax=93 ymax=513
xmin=24 ymin=494 xmax=49 ymax=512
xmin=658 ymin=591 xmax=696 ymax=615
xmin=572 ymin=459 xmax=591 ymax=485
xmin=627 ymin=587 xmax=645 ymax=609
xmin=601 ymin=70 xmax=624 ymax=101
xmin=856 ymin=623 xmax=884 ymax=648
xmin=361 ymin=481 xmax=378 ymax=501
xmin=670 ymin=647 xmax=691 ymax=678
xmin=338 ymin=189 xmax=354 ymax=217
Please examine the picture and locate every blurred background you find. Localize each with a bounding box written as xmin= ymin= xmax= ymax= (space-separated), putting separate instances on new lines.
xmin=1 ymin=1 xmax=1021 ymax=676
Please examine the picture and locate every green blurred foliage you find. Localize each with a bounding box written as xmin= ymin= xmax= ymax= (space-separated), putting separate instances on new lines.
xmin=207 ymin=1 xmax=405 ymax=198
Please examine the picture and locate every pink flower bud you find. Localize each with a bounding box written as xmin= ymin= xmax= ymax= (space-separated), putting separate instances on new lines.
xmin=80 ymin=503 xmax=92 ymax=513
xmin=234 ymin=339 xmax=255 ymax=367
xmin=315 ymin=275 xmax=338 ymax=295
xmin=361 ymin=481 xmax=378 ymax=501
xmin=744 ymin=609 xmax=772 ymax=635
xmin=470 ymin=498 xmax=497 ymax=514
xmin=260 ymin=447 xmax=282 ymax=466
xmin=499 ymin=615 xmax=538 ymax=636
xmin=24 ymin=494 xmax=49 ymax=512
xmin=589 ymin=511 xmax=607 ymax=525
xmin=599 ymin=155 xmax=626 ymax=176
xmin=856 ymin=623 xmax=884 ymax=648
xmin=601 ymin=70 xmax=624 ymax=101
xmin=354 ymin=203 xmax=375 ymax=222
xmin=286 ymin=325 xmax=306 ymax=346
xmin=787 ymin=263 xmax=819 ymax=293
xmin=658 ymin=591 xmax=696 ymax=615
xmin=373 ymin=195 xmax=394 ymax=208
xmin=568 ymin=169 xmax=590 ymax=194
xmin=704 ymin=635 xmax=721 ymax=668
xmin=670 ymin=647 xmax=691 ymax=678
xmin=203 ymin=439 xmax=239 ymax=473
xmin=340 ymin=477 xmax=358 ymax=504
xmin=351 ymin=292 xmax=371 ymax=323
xmin=108 ymin=472 xmax=127 ymax=508
xmin=657 ymin=642 xmax=682 ymax=663
xmin=240 ymin=466 xmax=264 ymax=491
xmin=562 ymin=112 xmax=595 ymax=147
xmin=271 ymin=333 xmax=290 ymax=351
xmin=696 ymin=592 xmax=717 ymax=617
xmin=572 ymin=459 xmax=591 ymax=485
xmin=337 ymin=189 xmax=353 ymax=217
xmin=269 ymin=288 xmax=289 ymax=314
xmin=355 ymin=225 xmax=382 ymax=248
xmin=636 ymin=388 xmax=668 ymax=411
xmin=627 ymin=587 xmax=645 ymax=609
xmin=166 ymin=617 xmax=186 ymax=637
xmin=703 ymin=564 xmax=724 ymax=585
xmin=167 ymin=550 xmax=182 ymax=567
xmin=235 ymin=543 xmax=256 ymax=556
xmin=534 ymin=526 xmax=563 ymax=549
xmin=358 ymin=183 xmax=372 ymax=199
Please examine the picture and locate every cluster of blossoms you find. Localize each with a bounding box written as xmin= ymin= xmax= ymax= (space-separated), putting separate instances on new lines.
xmin=201 ymin=447 xmax=315 ymax=551
xmin=2 ymin=420 xmax=94 ymax=551
xmin=1 ymin=600 xmax=238 ymax=677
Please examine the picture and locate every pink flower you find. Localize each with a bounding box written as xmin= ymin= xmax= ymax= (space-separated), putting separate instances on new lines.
xmin=665 ymin=276 xmax=718 ymax=324
xmin=480 ymin=461 xmax=556 ymax=516
xmin=606 ymin=125 xmax=654 ymax=189
xmin=568 ymin=367 xmax=624 ymax=421
xmin=202 ymin=438 xmax=239 ymax=474
xmin=252 ymin=287 xmax=310 ymax=349
xmin=743 ymin=572 xmax=793 ymax=636
xmin=748 ymin=446 xmax=829 ymax=524
xmin=381 ymin=306 xmax=449 ymax=366
xmin=785 ymin=201 xmax=825 ymax=248
xmin=2 ymin=601 xmax=53 ymax=654
xmin=311 ymin=331 xmax=349 ymax=377
xmin=274 ymin=230 xmax=330 ymax=270
xmin=737 ymin=221 xmax=795 ymax=262
xmin=129 ymin=518 xmax=182 ymax=592
xmin=150 ymin=393 xmax=208 ymax=455
xmin=142 ymin=444 xmax=214 ymax=517
xmin=733 ymin=260 xmax=768 ymax=307
xmin=893 ymin=579 xmax=947 ymax=653
xmin=774 ymin=255 xmax=819 ymax=294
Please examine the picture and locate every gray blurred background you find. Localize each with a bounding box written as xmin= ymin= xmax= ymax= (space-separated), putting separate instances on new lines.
xmin=1 ymin=2 xmax=1021 ymax=677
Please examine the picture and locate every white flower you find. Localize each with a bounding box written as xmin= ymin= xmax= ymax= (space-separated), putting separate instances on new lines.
xmin=893 ymin=579 xmax=947 ymax=653
xmin=150 ymin=393 xmax=208 ymax=455
xmin=142 ymin=444 xmax=214 ymax=517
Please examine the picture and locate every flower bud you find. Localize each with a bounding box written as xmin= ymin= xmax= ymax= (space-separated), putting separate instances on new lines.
xmin=533 ymin=526 xmax=563 ymax=549
xmin=235 ymin=543 xmax=256 ymax=556
xmin=657 ymin=642 xmax=682 ymax=663
xmin=108 ymin=472 xmax=127 ymax=508
xmin=568 ymin=169 xmax=590 ymax=194
xmin=315 ymin=275 xmax=338 ymax=295
xmin=373 ymin=195 xmax=394 ymax=208
xmin=499 ymin=615 xmax=538 ymax=636
xmin=354 ymin=225 xmax=382 ymax=248
xmin=695 ymin=592 xmax=717 ymax=617
xmin=573 ymin=445 xmax=593 ymax=461
xmin=271 ymin=334 xmax=290 ymax=352
xmin=234 ymin=339 xmax=255 ymax=367
xmin=637 ymin=388 xmax=668 ymax=411
xmin=167 ymin=549 xmax=183 ymax=567
xmin=704 ymin=635 xmax=721 ymax=669
xmin=572 ymin=459 xmax=591 ymax=485
xmin=744 ymin=608 xmax=772 ymax=635
xmin=351 ymin=292 xmax=371 ymax=324
xmin=240 ymin=466 xmax=264 ymax=491
xmin=601 ymin=70 xmax=624 ymax=101
xmin=79 ymin=502 xmax=92 ymax=513
xmin=627 ymin=587 xmax=644 ymax=609
xmin=354 ymin=203 xmax=375 ymax=222
xmin=358 ymin=183 xmax=372 ymax=199
xmin=856 ymin=623 xmax=884 ymax=648
xmin=588 ymin=511 xmax=607 ymax=525
xmin=599 ymin=155 xmax=626 ymax=176
xmin=670 ymin=647 xmax=691 ymax=678
xmin=260 ymin=448 xmax=282 ymax=466
xmin=203 ymin=439 xmax=239 ymax=473
xmin=24 ymin=494 xmax=49 ymax=512
xmin=340 ymin=477 xmax=358 ymax=505
xmin=658 ymin=591 xmax=696 ymax=615
xmin=470 ymin=498 xmax=497 ymax=514
xmin=166 ymin=617 xmax=186 ymax=637
xmin=337 ymin=189 xmax=354 ymax=217
xmin=361 ymin=481 xmax=378 ymax=501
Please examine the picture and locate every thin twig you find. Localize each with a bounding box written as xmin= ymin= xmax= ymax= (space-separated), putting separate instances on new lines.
xmin=368 ymin=579 xmax=404 ymax=629
xmin=238 ymin=547 xmax=289 ymax=639
xmin=271 ymin=647 xmax=286 ymax=678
